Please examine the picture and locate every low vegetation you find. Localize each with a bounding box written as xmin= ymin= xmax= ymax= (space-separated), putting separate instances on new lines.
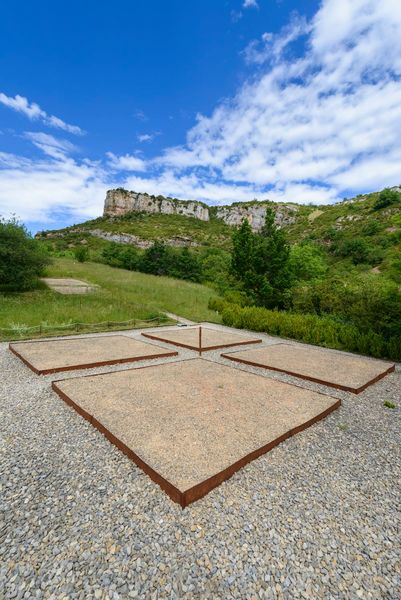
xmin=0 ymin=259 xmax=221 ymax=340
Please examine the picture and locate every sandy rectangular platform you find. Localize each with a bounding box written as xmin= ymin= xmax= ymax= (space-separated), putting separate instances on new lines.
xmin=41 ymin=278 xmax=98 ymax=294
xmin=52 ymin=359 xmax=340 ymax=507
xmin=222 ymin=344 xmax=395 ymax=394
xmin=9 ymin=335 xmax=178 ymax=375
xmin=142 ymin=326 xmax=262 ymax=352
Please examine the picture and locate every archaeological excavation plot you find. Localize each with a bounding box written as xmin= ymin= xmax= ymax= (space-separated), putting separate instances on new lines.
xmin=52 ymin=359 xmax=340 ymax=507
xmin=222 ymin=344 xmax=395 ymax=394
xmin=142 ymin=326 xmax=261 ymax=352
xmin=41 ymin=278 xmax=98 ymax=294
xmin=9 ymin=335 xmax=178 ymax=375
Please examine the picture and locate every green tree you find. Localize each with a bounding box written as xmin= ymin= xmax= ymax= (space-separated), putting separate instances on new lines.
xmin=289 ymin=242 xmax=328 ymax=281
xmin=139 ymin=241 xmax=172 ymax=276
xmin=170 ymin=247 xmax=201 ymax=282
xmin=251 ymin=209 xmax=293 ymax=307
xmin=230 ymin=217 xmax=255 ymax=289
xmin=230 ymin=210 xmax=293 ymax=309
xmin=0 ymin=218 xmax=51 ymax=292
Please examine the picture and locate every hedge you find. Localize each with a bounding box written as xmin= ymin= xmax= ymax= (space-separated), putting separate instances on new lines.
xmin=208 ymin=298 xmax=401 ymax=361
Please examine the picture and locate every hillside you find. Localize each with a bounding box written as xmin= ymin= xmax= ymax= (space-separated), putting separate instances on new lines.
xmin=37 ymin=187 xmax=401 ymax=282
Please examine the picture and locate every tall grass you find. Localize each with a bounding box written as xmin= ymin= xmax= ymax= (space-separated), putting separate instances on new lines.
xmin=0 ymin=258 xmax=220 ymax=340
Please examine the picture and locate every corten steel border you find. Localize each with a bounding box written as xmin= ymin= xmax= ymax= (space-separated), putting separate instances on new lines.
xmin=9 ymin=340 xmax=178 ymax=375
xmin=51 ymin=358 xmax=341 ymax=507
xmin=221 ymin=347 xmax=396 ymax=394
xmin=142 ymin=327 xmax=262 ymax=353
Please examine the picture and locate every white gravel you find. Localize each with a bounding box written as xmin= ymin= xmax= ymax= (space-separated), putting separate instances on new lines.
xmin=1 ymin=324 xmax=400 ymax=599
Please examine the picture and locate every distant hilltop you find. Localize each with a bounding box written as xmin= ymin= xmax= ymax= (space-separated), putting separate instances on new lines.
xmin=104 ymin=188 xmax=300 ymax=231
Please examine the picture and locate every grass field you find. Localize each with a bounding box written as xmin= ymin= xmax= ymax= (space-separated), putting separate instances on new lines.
xmin=0 ymin=258 xmax=221 ymax=340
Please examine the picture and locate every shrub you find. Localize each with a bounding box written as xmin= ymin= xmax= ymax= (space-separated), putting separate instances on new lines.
xmin=74 ymin=246 xmax=89 ymax=263
xmin=214 ymin=301 xmax=401 ymax=361
xmin=373 ymin=188 xmax=400 ymax=211
xmin=0 ymin=218 xmax=51 ymax=292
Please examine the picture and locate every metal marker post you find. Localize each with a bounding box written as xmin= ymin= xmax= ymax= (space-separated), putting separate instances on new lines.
xmin=199 ymin=326 xmax=202 ymax=355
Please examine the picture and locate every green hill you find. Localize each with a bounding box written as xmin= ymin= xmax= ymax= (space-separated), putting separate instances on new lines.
xmin=37 ymin=187 xmax=401 ymax=283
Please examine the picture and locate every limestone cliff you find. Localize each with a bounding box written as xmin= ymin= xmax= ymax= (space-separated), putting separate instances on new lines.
xmin=104 ymin=189 xmax=299 ymax=231
xmin=104 ymin=189 xmax=209 ymax=222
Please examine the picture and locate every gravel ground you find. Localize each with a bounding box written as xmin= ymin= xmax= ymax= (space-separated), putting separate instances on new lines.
xmin=1 ymin=324 xmax=400 ymax=599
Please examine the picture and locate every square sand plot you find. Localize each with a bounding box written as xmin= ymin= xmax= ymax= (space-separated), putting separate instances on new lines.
xmin=52 ymin=359 xmax=340 ymax=507
xmin=41 ymin=278 xmax=98 ymax=294
xmin=142 ymin=326 xmax=261 ymax=352
xmin=222 ymin=344 xmax=395 ymax=394
xmin=9 ymin=335 xmax=178 ymax=375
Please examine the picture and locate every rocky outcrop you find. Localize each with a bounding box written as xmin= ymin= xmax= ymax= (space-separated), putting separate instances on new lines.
xmin=104 ymin=189 xmax=209 ymax=222
xmin=215 ymin=204 xmax=298 ymax=230
xmin=87 ymin=229 xmax=200 ymax=249
xmin=103 ymin=189 xmax=299 ymax=231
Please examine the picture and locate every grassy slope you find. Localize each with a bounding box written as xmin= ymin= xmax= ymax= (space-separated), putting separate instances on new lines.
xmin=49 ymin=213 xmax=234 ymax=250
xmin=0 ymin=258 xmax=220 ymax=340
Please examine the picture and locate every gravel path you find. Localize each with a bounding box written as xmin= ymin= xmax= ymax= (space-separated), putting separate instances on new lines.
xmin=1 ymin=324 xmax=400 ymax=599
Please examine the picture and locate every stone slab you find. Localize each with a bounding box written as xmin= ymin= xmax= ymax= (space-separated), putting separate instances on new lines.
xmin=142 ymin=326 xmax=261 ymax=352
xmin=222 ymin=343 xmax=395 ymax=394
xmin=52 ymin=359 xmax=340 ymax=507
xmin=9 ymin=335 xmax=178 ymax=375
xmin=42 ymin=278 xmax=98 ymax=294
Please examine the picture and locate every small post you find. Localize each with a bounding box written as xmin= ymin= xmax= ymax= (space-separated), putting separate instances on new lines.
xmin=199 ymin=326 xmax=202 ymax=355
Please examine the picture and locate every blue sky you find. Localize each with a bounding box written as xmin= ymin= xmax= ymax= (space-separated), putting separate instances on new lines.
xmin=1 ymin=0 xmax=401 ymax=233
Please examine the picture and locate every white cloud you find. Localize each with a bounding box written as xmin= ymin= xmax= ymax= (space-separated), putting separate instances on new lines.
xmin=137 ymin=133 xmax=154 ymax=143
xmin=243 ymin=0 xmax=258 ymax=8
xmin=157 ymin=0 xmax=401 ymax=204
xmin=23 ymin=132 xmax=77 ymax=160
xmin=106 ymin=152 xmax=147 ymax=171
xmin=0 ymin=92 xmax=84 ymax=135
xmin=2 ymin=0 xmax=401 ymax=228
xmin=0 ymin=151 xmax=108 ymax=224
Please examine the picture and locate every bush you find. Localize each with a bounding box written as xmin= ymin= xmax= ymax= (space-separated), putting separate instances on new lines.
xmin=74 ymin=246 xmax=89 ymax=263
xmin=373 ymin=188 xmax=400 ymax=211
xmin=212 ymin=301 xmax=401 ymax=361
xmin=0 ymin=218 xmax=51 ymax=292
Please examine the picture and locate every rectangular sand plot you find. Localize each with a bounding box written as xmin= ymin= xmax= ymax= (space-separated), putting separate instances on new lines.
xmin=9 ymin=335 xmax=178 ymax=375
xmin=222 ymin=344 xmax=395 ymax=394
xmin=142 ymin=326 xmax=261 ymax=351
xmin=52 ymin=359 xmax=340 ymax=507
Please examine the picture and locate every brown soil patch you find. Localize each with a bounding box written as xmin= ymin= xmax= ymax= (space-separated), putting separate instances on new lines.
xmin=9 ymin=335 xmax=177 ymax=374
xmin=52 ymin=359 xmax=340 ymax=507
xmin=222 ymin=344 xmax=395 ymax=394
xmin=142 ymin=326 xmax=261 ymax=351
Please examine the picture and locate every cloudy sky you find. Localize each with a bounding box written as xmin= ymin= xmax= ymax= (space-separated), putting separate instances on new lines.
xmin=1 ymin=0 xmax=400 ymax=232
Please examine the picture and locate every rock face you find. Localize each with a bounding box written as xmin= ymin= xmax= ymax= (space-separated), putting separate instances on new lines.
xmin=215 ymin=204 xmax=299 ymax=230
xmin=104 ymin=189 xmax=209 ymax=222
xmin=88 ymin=229 xmax=200 ymax=249
xmin=103 ymin=189 xmax=299 ymax=231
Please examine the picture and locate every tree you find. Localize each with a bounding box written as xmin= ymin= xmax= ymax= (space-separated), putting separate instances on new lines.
xmin=230 ymin=218 xmax=255 ymax=288
xmin=139 ymin=241 xmax=172 ymax=276
xmin=230 ymin=210 xmax=293 ymax=309
xmin=0 ymin=218 xmax=51 ymax=292
xmin=170 ymin=247 xmax=201 ymax=282
xmin=289 ymin=242 xmax=328 ymax=281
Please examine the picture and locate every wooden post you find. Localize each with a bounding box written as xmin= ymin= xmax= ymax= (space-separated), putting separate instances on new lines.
xmin=199 ymin=326 xmax=202 ymax=355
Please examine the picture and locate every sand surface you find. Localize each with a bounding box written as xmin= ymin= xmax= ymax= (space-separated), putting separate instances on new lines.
xmin=53 ymin=359 xmax=338 ymax=491
xmin=143 ymin=326 xmax=261 ymax=350
xmin=223 ymin=343 xmax=395 ymax=392
xmin=10 ymin=335 xmax=176 ymax=374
